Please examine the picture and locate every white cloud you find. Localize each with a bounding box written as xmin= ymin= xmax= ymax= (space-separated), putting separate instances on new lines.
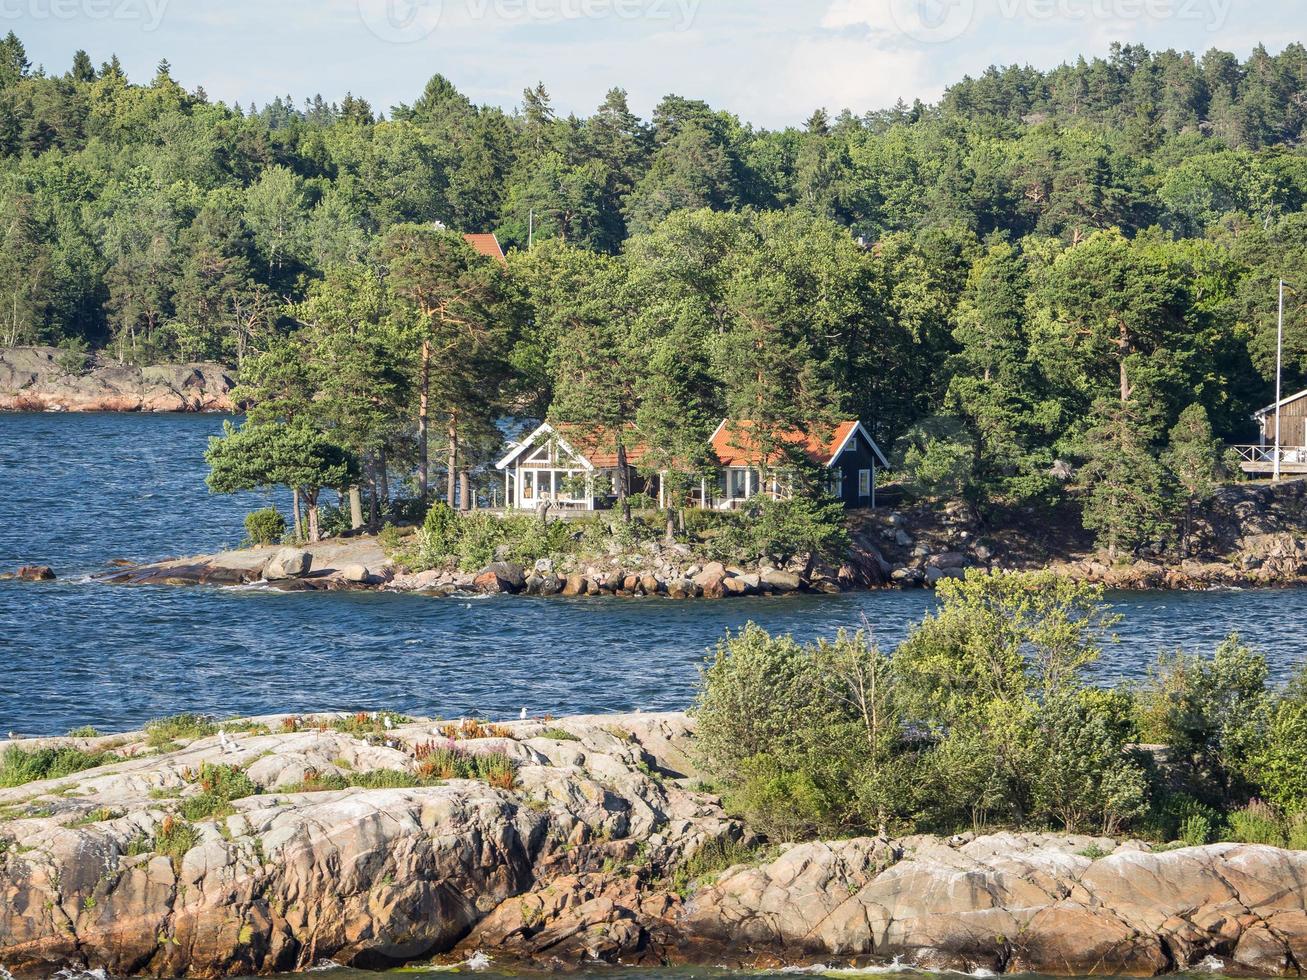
xmin=765 ymin=34 xmax=939 ymax=119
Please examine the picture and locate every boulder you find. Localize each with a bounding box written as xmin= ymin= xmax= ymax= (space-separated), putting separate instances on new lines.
xmin=474 ymin=562 xmax=526 ymax=593
xmin=760 ymin=569 xmax=801 ymax=593
xmin=693 ymin=570 xmax=727 ymax=599
xmin=263 ymin=548 xmax=312 ymax=581
xmin=722 ymin=576 xmax=749 ymax=596
xmin=640 ymin=574 xmax=661 ymax=595
xmin=14 ymin=565 xmax=56 ymax=581
xmin=927 ymin=551 xmax=968 ymax=570
xmin=336 ymin=563 xmax=374 ymax=584
xmin=561 ymin=574 xmax=586 ymax=597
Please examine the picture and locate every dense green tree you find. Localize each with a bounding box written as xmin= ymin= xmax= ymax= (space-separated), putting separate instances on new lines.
xmin=206 ymin=420 xmax=359 ymax=542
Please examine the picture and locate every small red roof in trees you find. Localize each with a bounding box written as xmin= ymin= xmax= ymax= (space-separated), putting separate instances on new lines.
xmin=710 ymin=420 xmax=859 ymax=468
xmin=463 ymin=233 xmax=507 ymax=266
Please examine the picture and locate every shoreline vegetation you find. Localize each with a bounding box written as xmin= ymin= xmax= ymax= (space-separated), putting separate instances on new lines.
xmin=3 ymin=575 xmax=1307 ymax=977
xmin=32 ymin=472 xmax=1307 ymax=596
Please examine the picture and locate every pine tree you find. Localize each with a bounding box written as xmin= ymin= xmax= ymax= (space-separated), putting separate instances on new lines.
xmin=1163 ymin=404 xmax=1225 ymax=557
xmin=1078 ymin=401 xmax=1169 ymax=561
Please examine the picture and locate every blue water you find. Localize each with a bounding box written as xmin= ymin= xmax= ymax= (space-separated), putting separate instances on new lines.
xmin=2 ymin=413 xmax=1306 ymax=737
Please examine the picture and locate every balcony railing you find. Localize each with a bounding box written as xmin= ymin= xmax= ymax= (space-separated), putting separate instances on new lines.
xmin=1231 ymin=445 xmax=1307 ymax=473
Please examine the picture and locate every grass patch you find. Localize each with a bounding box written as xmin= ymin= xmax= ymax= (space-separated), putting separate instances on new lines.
xmin=281 ymin=747 xmax=519 ymax=795
xmin=145 ymin=715 xmax=270 ymax=751
xmin=415 ymin=742 xmax=518 ymax=789
xmin=155 ymin=816 xmax=200 ymax=872
xmin=438 ymin=719 xmax=515 ymax=741
xmin=669 ymin=837 xmax=768 ymax=899
xmin=71 ymin=807 xmax=122 ymax=827
xmin=537 ymin=727 xmax=580 ymax=742
xmin=178 ymin=763 xmax=260 ymax=821
xmin=66 ymin=726 xmax=102 ymax=738
xmin=281 ymin=767 xmax=438 ymax=793
xmin=0 ymin=745 xmax=123 ymax=788
xmin=279 ymin=712 xmax=411 ymax=737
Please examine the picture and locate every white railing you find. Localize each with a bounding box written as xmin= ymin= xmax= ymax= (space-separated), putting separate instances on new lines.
xmin=1231 ymin=445 xmax=1307 ymax=467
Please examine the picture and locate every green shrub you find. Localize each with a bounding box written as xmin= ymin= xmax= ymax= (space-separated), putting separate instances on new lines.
xmin=1227 ymin=801 xmax=1286 ymax=846
xmin=1023 ymin=690 xmax=1149 ymax=836
xmin=1179 ymin=813 xmax=1213 ymax=847
xmin=1133 ymin=636 xmax=1269 ymax=806
xmin=1288 ymin=813 xmax=1307 ymax=851
xmin=1248 ymin=695 xmax=1307 ymax=814
xmin=724 ymin=758 xmax=836 ymax=842
xmin=0 ymin=745 xmax=123 ymax=788
xmin=377 ymin=524 xmax=407 ymax=556
xmin=244 ymin=507 xmax=286 ymax=546
xmin=537 ymin=727 xmax=579 ymax=742
xmin=154 ymin=817 xmax=200 ymax=872
xmin=669 ymin=836 xmax=765 ymax=897
xmin=179 ymin=763 xmax=260 ymax=821
xmin=712 ymin=496 xmax=848 ymax=564
xmin=65 ymin=726 xmax=101 ymax=738
xmin=421 ymin=502 xmax=461 ymax=559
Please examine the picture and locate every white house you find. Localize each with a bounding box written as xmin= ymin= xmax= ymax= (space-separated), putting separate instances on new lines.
xmin=494 ymin=422 xmax=650 ymax=511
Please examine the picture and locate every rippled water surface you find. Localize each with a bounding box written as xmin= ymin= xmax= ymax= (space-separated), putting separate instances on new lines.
xmin=2 ymin=413 xmax=1306 ymax=736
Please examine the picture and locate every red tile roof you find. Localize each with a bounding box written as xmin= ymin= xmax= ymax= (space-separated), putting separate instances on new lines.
xmin=463 ymin=232 xmax=507 ymax=266
xmin=553 ymin=423 xmax=649 ymax=469
xmin=711 ymin=420 xmax=859 ymax=468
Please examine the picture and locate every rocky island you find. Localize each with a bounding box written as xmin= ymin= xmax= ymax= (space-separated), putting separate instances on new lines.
xmin=70 ymin=473 xmax=1307 ymax=599
xmin=0 ymin=347 xmax=236 ymax=413
xmin=2 ymin=711 xmax=1306 ymax=979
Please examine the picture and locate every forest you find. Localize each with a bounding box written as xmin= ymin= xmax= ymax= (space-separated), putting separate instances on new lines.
xmin=3 ymin=33 xmax=1307 ymax=552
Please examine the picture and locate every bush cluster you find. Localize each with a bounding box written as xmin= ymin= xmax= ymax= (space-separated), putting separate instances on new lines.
xmin=694 ymin=570 xmax=1307 ymax=845
xmin=243 ymin=507 xmax=286 ymax=546
xmin=409 ymin=503 xmax=581 ymax=571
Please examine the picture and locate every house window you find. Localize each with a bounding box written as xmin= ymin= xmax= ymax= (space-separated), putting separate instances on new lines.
xmin=829 ymin=472 xmax=843 ymax=498
xmin=858 ymin=469 xmax=871 ymax=497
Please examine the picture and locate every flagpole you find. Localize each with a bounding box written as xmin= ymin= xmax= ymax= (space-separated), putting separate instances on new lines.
xmin=1275 ymin=279 xmax=1284 ymax=481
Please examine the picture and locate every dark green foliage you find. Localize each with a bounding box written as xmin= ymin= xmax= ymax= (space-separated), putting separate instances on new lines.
xmin=243 ymin=507 xmax=286 ymax=546
xmin=713 ymin=497 xmax=849 ymax=565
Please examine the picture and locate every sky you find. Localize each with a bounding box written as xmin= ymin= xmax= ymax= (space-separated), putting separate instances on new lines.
xmin=6 ymin=0 xmax=1305 ymax=128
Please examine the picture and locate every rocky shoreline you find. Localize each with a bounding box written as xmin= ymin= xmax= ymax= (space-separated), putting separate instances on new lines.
xmin=2 ymin=711 xmax=1306 ymax=978
xmin=0 ymin=346 xmax=236 ymax=413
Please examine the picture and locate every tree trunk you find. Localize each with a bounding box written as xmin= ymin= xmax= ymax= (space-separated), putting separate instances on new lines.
xmin=291 ymin=487 xmax=304 ymax=541
xmin=349 ymin=486 xmax=364 ymax=530
xmin=460 ymin=470 xmax=471 ymax=511
xmin=306 ymin=490 xmax=321 ymax=543
xmin=447 ymin=410 xmax=459 ymax=510
xmin=377 ymin=446 xmax=390 ymax=515
xmin=1118 ymin=321 xmax=1133 ymax=403
xmin=616 ymin=440 xmax=631 ymax=522
xmin=417 ymin=340 xmax=431 ymax=504
xmin=368 ymin=465 xmax=380 ymax=529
